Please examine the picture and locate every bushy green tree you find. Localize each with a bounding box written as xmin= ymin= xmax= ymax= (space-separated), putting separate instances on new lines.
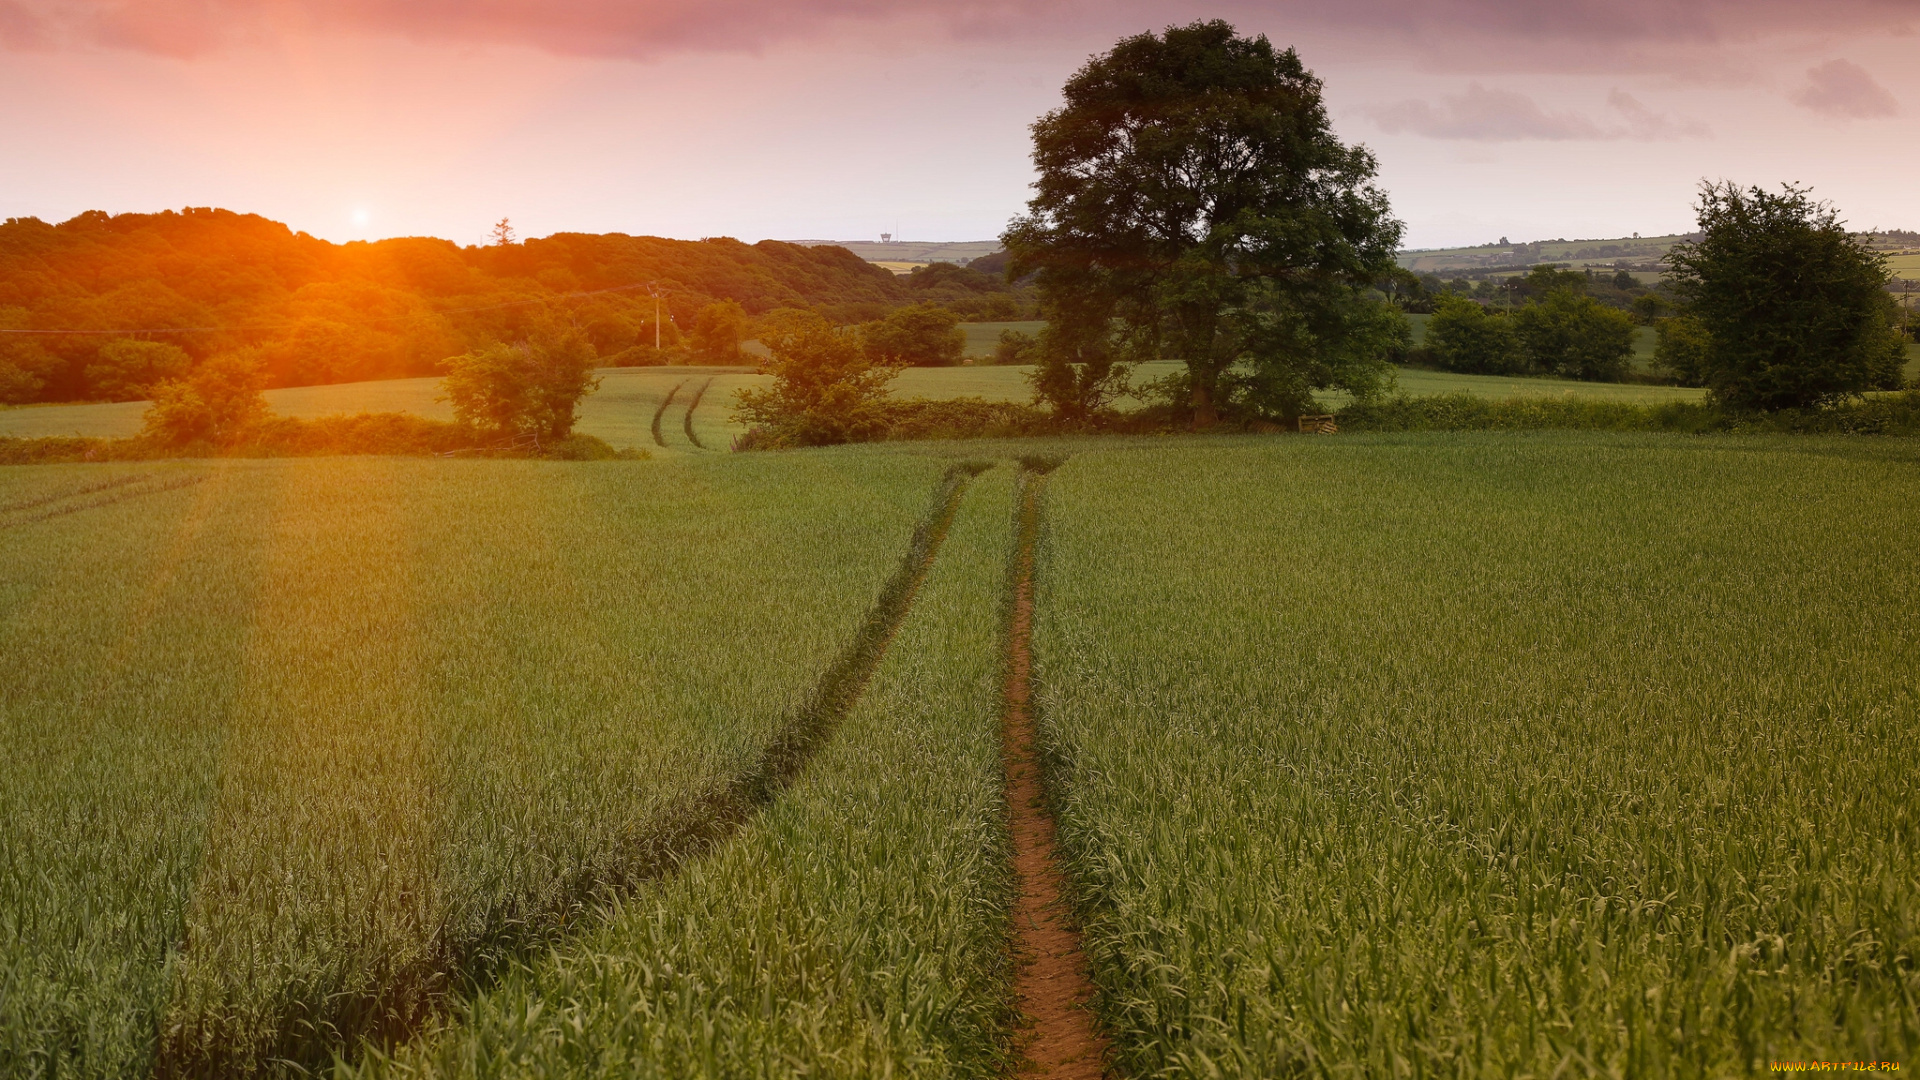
xmin=1027 ymin=321 xmax=1132 ymax=423
xmin=1515 ymin=290 xmax=1636 ymax=381
xmin=993 ymin=329 xmax=1037 ymax=365
xmin=1653 ymin=315 xmax=1711 ymax=387
xmin=732 ymin=312 xmax=901 ymax=446
xmin=1426 ymin=294 xmax=1524 ymax=375
xmin=1666 ymin=182 xmax=1906 ymax=409
xmin=85 ymin=339 xmax=192 ymax=401
xmin=1003 ymin=21 xmax=1402 ymax=426
xmin=688 ymin=300 xmax=747 ymax=363
xmin=859 ymin=304 xmax=964 ymax=367
xmin=439 ymin=325 xmax=600 ymax=442
xmin=0 ymin=340 xmax=60 ymax=404
xmin=141 ymin=351 xmax=268 ymax=446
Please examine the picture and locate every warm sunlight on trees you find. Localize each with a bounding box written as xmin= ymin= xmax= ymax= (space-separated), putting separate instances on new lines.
xmin=85 ymin=339 xmax=192 ymax=402
xmin=732 ymin=312 xmax=900 ymax=446
xmin=439 ymin=325 xmax=600 ymax=443
xmin=141 ymin=351 xmax=269 ymax=446
xmin=689 ymin=300 xmax=748 ymax=363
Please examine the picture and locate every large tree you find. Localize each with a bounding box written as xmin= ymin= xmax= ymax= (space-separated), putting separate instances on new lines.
xmin=1003 ymin=20 xmax=1404 ymax=426
xmin=1666 ymin=183 xmax=1906 ymax=410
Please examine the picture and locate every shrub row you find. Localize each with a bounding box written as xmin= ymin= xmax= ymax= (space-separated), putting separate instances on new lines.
xmin=0 ymin=413 xmax=643 ymax=465
xmin=1337 ymin=390 xmax=1920 ymax=436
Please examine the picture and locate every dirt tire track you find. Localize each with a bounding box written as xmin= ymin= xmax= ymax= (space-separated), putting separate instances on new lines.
xmin=651 ymin=380 xmax=687 ymax=447
xmin=155 ymin=464 xmax=987 ymax=1078
xmin=1004 ymin=460 xmax=1110 ymax=1079
xmin=1 ymin=475 xmax=205 ymax=531
xmin=682 ymin=376 xmax=716 ymax=450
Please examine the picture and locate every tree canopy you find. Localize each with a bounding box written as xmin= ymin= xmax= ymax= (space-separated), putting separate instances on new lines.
xmin=0 ymin=209 xmax=960 ymax=404
xmin=1003 ymin=20 xmax=1404 ymax=425
xmin=1666 ymin=183 xmax=1906 ymax=410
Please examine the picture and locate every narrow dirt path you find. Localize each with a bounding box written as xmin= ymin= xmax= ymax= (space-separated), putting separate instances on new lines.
xmin=1004 ymin=466 xmax=1109 ymax=1079
xmin=651 ymin=379 xmax=686 ymax=447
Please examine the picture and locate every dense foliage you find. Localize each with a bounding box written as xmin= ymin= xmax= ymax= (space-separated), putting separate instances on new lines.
xmin=1666 ymin=183 xmax=1907 ymax=409
xmin=1004 ymin=21 xmax=1404 ymax=426
xmin=0 ymin=209 xmax=1002 ymax=404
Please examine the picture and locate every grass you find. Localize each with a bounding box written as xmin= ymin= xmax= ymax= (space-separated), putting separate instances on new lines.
xmin=355 ymin=461 xmax=1021 ymax=1079
xmin=0 ymin=452 xmax=953 ymax=1077
xmin=7 ymin=429 xmax=1920 ymax=1077
xmin=959 ymin=321 xmax=1047 ymax=359
xmin=1031 ymin=434 xmax=1920 ymax=1076
xmin=0 ymin=356 xmax=1709 ymax=447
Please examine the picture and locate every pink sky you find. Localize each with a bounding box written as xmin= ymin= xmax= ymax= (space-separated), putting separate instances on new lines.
xmin=2 ymin=0 xmax=1915 ymax=248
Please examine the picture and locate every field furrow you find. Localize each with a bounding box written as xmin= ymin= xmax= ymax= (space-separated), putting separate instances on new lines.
xmin=649 ymin=380 xmax=685 ymax=448
xmin=682 ymin=377 xmax=715 ymax=450
xmin=360 ymin=461 xmax=1020 ymax=1080
xmin=1002 ymin=459 xmax=1109 ymax=1080
xmin=0 ymin=453 xmax=951 ymax=1079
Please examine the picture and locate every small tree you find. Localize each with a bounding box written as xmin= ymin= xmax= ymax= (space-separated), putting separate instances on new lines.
xmin=86 ymin=339 xmax=193 ymax=401
xmin=993 ymin=329 xmax=1037 ymax=365
xmin=1514 ymin=290 xmax=1636 ymax=381
xmin=440 ymin=325 xmax=600 ymax=443
xmin=1028 ymin=321 xmax=1132 ymax=423
xmin=141 ymin=351 xmax=268 ymax=447
xmin=1426 ymin=294 xmax=1524 ymax=375
xmin=860 ymin=304 xmax=965 ymax=367
xmin=733 ymin=312 xmax=900 ymax=446
xmin=1666 ymin=182 xmax=1906 ymax=409
xmin=1653 ymin=315 xmax=1711 ymax=387
xmin=688 ymin=300 xmax=748 ymax=364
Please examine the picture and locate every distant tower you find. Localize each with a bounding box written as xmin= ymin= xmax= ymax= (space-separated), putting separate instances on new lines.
xmin=880 ymin=232 xmax=892 ymax=243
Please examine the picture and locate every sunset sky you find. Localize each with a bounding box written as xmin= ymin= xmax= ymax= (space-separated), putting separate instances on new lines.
xmin=2 ymin=0 xmax=1915 ymax=249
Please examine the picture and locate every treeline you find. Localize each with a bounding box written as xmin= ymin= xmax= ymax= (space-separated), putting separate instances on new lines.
xmin=0 ymin=208 xmax=1032 ymax=404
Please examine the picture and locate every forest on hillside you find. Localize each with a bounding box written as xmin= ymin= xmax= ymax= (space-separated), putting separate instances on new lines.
xmin=0 ymin=208 xmax=1028 ymax=403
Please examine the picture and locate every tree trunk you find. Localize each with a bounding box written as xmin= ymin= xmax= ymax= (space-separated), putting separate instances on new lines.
xmin=1190 ymin=375 xmax=1217 ymax=429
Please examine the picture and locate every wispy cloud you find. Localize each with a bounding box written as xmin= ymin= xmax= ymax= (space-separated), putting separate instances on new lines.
xmin=3 ymin=0 xmax=1915 ymax=62
xmin=1366 ymin=84 xmax=1707 ymax=142
xmin=1791 ymin=59 xmax=1899 ymax=118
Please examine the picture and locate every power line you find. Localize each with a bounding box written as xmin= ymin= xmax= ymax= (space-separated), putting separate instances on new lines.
xmin=0 ymin=281 xmax=660 ymax=337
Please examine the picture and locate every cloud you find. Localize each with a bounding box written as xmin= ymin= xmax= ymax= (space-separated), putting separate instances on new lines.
xmin=1791 ymin=59 xmax=1900 ymax=118
xmin=3 ymin=0 xmax=1915 ymax=62
xmin=1367 ymin=84 xmax=1708 ymax=141
xmin=0 ymin=0 xmax=48 ymax=48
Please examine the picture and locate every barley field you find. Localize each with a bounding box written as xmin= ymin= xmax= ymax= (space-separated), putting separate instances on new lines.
xmin=3 ymin=431 xmax=1916 ymax=1078
xmin=0 ymin=452 xmax=951 ymax=1077
xmin=1032 ymin=434 xmax=1920 ymax=1075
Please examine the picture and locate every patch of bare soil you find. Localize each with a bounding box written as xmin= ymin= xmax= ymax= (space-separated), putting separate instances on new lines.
xmin=1004 ymin=469 xmax=1109 ymax=1079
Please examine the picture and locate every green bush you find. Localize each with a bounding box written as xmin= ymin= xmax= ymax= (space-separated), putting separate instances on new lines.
xmin=439 ymin=326 xmax=601 ymax=442
xmin=1426 ymin=295 xmax=1525 ymax=375
xmin=1515 ymin=289 xmax=1636 ymax=381
xmin=141 ymin=351 xmax=269 ymax=447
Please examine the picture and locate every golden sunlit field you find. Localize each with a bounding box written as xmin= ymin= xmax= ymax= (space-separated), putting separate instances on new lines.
xmin=4 ymin=431 xmax=1916 ymax=1077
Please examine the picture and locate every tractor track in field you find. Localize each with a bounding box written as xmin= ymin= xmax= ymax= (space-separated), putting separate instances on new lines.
xmin=650 ymin=379 xmax=687 ymax=447
xmin=1003 ymin=458 xmax=1109 ymax=1080
xmin=682 ymin=376 xmax=715 ymax=449
xmin=155 ymin=464 xmax=987 ymax=1079
xmin=0 ymin=475 xmax=204 ymax=531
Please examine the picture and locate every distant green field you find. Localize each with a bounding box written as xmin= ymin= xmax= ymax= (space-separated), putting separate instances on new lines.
xmin=960 ymin=320 xmax=1046 ymax=359
xmin=0 ymin=352 xmax=1717 ymax=446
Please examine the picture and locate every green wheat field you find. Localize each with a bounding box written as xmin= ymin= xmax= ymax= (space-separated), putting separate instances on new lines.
xmin=3 ymin=428 xmax=1916 ymax=1077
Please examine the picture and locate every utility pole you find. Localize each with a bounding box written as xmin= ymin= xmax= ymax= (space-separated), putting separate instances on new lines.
xmin=647 ymin=282 xmax=667 ymax=350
